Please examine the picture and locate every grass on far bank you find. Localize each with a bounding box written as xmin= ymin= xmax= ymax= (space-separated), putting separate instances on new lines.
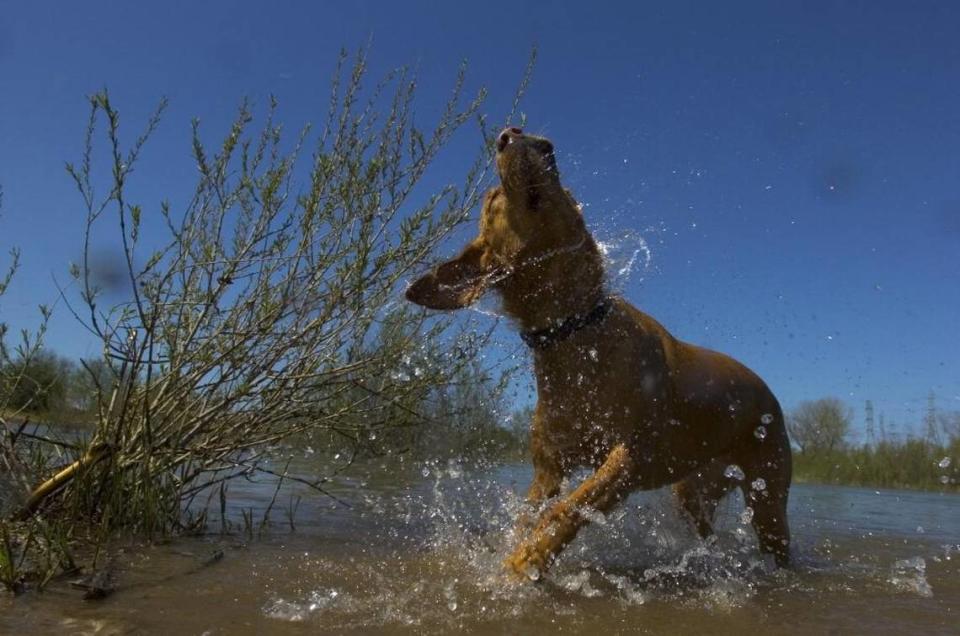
xmin=792 ymin=438 xmax=959 ymax=492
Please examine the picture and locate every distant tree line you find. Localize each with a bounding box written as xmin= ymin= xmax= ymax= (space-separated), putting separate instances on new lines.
xmin=787 ymin=397 xmax=959 ymax=491
xmin=0 ymin=350 xmax=111 ymax=419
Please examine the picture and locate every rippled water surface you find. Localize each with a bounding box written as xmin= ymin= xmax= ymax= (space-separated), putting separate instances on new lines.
xmin=2 ymin=462 xmax=958 ymax=635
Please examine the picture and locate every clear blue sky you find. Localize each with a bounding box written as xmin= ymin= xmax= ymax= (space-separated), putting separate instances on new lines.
xmin=1 ymin=1 xmax=958 ymax=437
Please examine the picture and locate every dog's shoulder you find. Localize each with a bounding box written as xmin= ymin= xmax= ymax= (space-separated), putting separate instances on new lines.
xmin=610 ymin=297 xmax=674 ymax=343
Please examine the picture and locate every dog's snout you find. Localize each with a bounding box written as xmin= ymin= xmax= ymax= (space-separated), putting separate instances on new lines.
xmin=497 ymin=127 xmax=524 ymax=152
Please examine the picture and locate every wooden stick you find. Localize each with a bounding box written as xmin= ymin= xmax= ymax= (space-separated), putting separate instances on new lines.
xmin=12 ymin=442 xmax=111 ymax=521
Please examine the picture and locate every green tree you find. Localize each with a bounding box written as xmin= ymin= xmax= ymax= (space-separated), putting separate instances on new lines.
xmin=1 ymin=350 xmax=78 ymax=414
xmin=788 ymin=397 xmax=852 ymax=455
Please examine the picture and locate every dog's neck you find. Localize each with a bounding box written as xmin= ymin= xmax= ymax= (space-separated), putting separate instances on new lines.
xmin=489 ymin=182 xmax=607 ymax=332
xmin=519 ymin=296 xmax=613 ymax=350
xmin=497 ymin=237 xmax=607 ymax=333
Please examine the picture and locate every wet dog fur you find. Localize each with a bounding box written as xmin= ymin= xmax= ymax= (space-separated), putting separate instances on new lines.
xmin=405 ymin=128 xmax=792 ymax=579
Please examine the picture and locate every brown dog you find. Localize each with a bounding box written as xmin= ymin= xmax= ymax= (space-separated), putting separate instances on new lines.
xmin=406 ymin=127 xmax=792 ymax=579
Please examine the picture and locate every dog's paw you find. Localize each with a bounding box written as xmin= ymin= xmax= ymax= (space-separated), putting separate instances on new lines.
xmin=504 ymin=549 xmax=547 ymax=583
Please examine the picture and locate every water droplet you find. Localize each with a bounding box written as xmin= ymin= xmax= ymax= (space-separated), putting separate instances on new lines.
xmin=938 ymin=457 xmax=951 ymax=469
xmin=524 ymin=564 xmax=541 ymax=581
xmin=751 ymin=478 xmax=767 ymax=491
xmin=761 ymin=413 xmax=774 ymax=424
xmin=754 ymin=426 xmax=767 ymax=440
xmin=588 ymin=348 xmax=599 ymax=362
xmin=447 ymin=600 xmax=458 ymax=612
xmin=940 ymin=475 xmax=951 ymax=485
xmin=916 ymin=526 xmax=925 ymax=534
xmin=724 ymin=464 xmax=745 ymax=481
xmin=740 ymin=507 xmax=754 ymax=524
xmin=447 ymin=461 xmax=462 ymax=479
xmin=421 ymin=467 xmax=430 ymax=478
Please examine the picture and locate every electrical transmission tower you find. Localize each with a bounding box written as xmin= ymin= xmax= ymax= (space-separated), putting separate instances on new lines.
xmin=865 ymin=400 xmax=875 ymax=446
xmin=925 ymin=391 xmax=940 ymax=445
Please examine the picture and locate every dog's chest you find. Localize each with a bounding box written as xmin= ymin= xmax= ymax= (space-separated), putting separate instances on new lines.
xmin=533 ymin=342 xmax=668 ymax=465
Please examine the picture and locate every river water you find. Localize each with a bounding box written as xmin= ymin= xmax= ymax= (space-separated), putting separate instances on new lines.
xmin=2 ymin=460 xmax=958 ymax=635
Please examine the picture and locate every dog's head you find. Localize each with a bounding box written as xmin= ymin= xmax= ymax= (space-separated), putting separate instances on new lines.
xmin=494 ymin=127 xmax=561 ymax=207
xmin=406 ymin=129 xmax=603 ymax=321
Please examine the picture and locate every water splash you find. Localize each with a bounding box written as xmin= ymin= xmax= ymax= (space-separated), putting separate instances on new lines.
xmin=889 ymin=557 xmax=933 ymax=597
xmin=258 ymin=466 xmax=799 ymax=628
xmin=463 ymin=224 xmax=654 ymax=322
xmin=595 ymin=228 xmax=654 ymax=292
xmin=263 ymin=588 xmax=344 ymax=622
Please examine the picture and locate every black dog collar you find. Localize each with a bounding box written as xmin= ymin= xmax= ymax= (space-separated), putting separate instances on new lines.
xmin=520 ymin=297 xmax=614 ymax=350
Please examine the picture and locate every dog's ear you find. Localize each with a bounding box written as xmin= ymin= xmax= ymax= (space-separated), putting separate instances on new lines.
xmin=406 ymin=241 xmax=494 ymax=310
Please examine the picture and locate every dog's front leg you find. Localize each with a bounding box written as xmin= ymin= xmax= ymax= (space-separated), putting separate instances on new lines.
xmin=505 ymin=444 xmax=636 ymax=580
xmin=514 ymin=452 xmax=563 ymax=537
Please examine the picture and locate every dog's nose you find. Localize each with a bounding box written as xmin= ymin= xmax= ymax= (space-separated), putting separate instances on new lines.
xmin=497 ymin=127 xmax=523 ymax=152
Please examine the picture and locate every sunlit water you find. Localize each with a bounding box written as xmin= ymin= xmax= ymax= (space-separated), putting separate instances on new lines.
xmin=2 ymin=458 xmax=957 ymax=635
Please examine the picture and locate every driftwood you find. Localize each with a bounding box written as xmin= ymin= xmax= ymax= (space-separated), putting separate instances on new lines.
xmin=12 ymin=442 xmax=111 ymax=521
